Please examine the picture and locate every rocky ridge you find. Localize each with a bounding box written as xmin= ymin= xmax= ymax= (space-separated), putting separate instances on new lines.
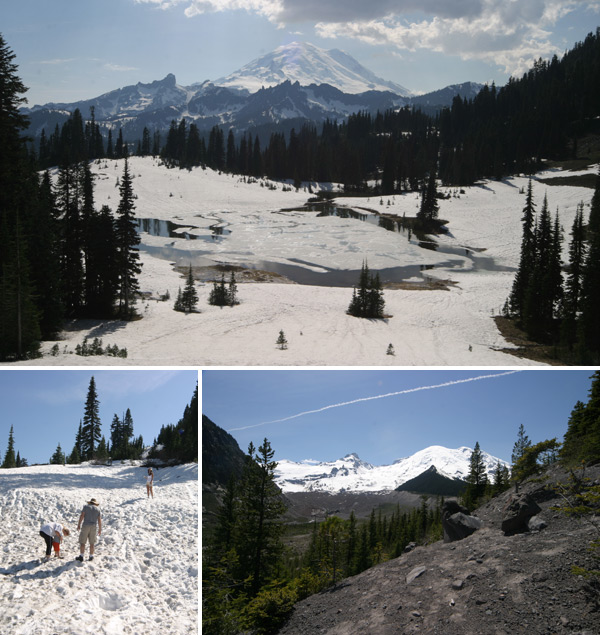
xmin=275 ymin=464 xmax=600 ymax=634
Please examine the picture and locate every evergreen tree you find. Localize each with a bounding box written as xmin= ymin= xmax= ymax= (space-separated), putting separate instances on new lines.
xmin=511 ymin=424 xmax=532 ymax=467
xmin=115 ymin=158 xmax=142 ymax=318
xmin=2 ymin=425 xmax=16 ymax=468
xmin=0 ymin=34 xmax=43 ymax=360
xmin=177 ymin=265 xmax=199 ymax=313
xmin=560 ymin=371 xmax=600 ymax=464
xmin=81 ymin=376 xmax=101 ymax=460
xmin=208 ymin=274 xmax=228 ymax=307
xmin=509 ymin=179 xmax=537 ymax=318
xmin=228 ymin=271 xmax=238 ymax=306
xmin=562 ymin=202 xmax=586 ymax=349
xmin=577 ymin=176 xmax=600 ymax=362
xmin=463 ymin=441 xmax=488 ymax=509
xmin=347 ymin=261 xmax=385 ymax=318
xmin=416 ymin=166 xmax=440 ymax=226
xmin=50 ymin=443 xmax=65 ymax=465
xmin=276 ymin=330 xmax=288 ymax=350
xmin=236 ymin=439 xmax=287 ymax=596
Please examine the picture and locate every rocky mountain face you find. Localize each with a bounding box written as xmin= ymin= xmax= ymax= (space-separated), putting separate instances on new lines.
xmin=201 ymin=414 xmax=247 ymax=488
xmin=23 ymin=43 xmax=481 ymax=142
xmin=275 ymin=446 xmax=507 ymax=493
xmin=275 ymin=462 xmax=600 ymax=634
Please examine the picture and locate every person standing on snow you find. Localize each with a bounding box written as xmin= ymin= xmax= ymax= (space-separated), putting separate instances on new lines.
xmin=76 ymin=498 xmax=102 ymax=562
xmin=145 ymin=467 xmax=154 ymax=499
xmin=39 ymin=523 xmax=70 ymax=562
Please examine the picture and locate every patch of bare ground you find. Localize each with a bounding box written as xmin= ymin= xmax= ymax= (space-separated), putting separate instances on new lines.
xmin=174 ymin=264 xmax=293 ymax=284
xmin=493 ymin=317 xmax=565 ymax=366
xmin=275 ymin=464 xmax=600 ymax=635
xmin=386 ymin=278 xmax=458 ymax=291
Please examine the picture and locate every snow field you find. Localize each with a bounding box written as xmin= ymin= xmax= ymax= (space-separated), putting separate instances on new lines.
xmin=5 ymin=157 xmax=595 ymax=366
xmin=0 ymin=463 xmax=197 ymax=635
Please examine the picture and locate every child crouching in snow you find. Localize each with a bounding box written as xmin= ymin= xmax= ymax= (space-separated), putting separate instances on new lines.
xmin=39 ymin=523 xmax=70 ymax=562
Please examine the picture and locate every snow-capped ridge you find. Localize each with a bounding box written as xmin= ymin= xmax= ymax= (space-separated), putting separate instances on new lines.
xmin=275 ymin=445 xmax=508 ymax=493
xmin=214 ymin=41 xmax=412 ymax=96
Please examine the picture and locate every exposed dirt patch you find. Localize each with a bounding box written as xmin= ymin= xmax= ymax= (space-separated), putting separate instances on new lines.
xmin=174 ymin=264 xmax=293 ymax=284
xmin=493 ymin=317 xmax=565 ymax=366
xmin=276 ymin=464 xmax=600 ymax=635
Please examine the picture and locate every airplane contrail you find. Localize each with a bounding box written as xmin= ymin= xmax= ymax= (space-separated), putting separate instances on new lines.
xmin=226 ymin=370 xmax=525 ymax=432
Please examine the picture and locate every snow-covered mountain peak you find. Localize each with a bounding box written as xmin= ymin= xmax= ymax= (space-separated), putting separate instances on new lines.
xmin=275 ymin=445 xmax=508 ymax=493
xmin=214 ymin=41 xmax=411 ymax=96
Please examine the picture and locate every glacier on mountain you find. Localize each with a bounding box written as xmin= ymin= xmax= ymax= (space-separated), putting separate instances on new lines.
xmin=275 ymin=445 xmax=508 ymax=493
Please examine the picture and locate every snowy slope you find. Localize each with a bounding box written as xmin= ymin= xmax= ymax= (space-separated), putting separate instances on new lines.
xmin=214 ymin=42 xmax=411 ymax=95
xmin=3 ymin=157 xmax=596 ymax=367
xmin=275 ymin=446 xmax=506 ymax=493
xmin=0 ymin=463 xmax=197 ymax=635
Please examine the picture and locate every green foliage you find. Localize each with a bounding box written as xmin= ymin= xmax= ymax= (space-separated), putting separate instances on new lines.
xmin=1 ymin=426 xmax=17 ymax=468
xmin=74 ymin=337 xmax=127 ymax=358
xmin=276 ymin=330 xmax=288 ymax=350
xmin=241 ymin=584 xmax=298 ymax=634
xmin=462 ymin=442 xmax=488 ymax=509
xmin=512 ymin=438 xmax=560 ymax=485
xmin=151 ymin=383 xmax=198 ymax=463
xmin=208 ymin=272 xmax=238 ymax=308
xmin=552 ymin=466 xmax=600 ymax=579
xmin=561 ymin=372 xmax=600 ymax=464
xmin=203 ymin=437 xmax=288 ymax=633
xmin=347 ymin=261 xmax=385 ymax=319
xmin=511 ymin=424 xmax=532 ymax=467
xmin=49 ymin=443 xmax=65 ymax=465
xmin=174 ymin=265 xmax=199 ymax=313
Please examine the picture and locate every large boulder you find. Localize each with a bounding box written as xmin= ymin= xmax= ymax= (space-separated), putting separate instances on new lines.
xmin=442 ymin=501 xmax=483 ymax=543
xmin=501 ymin=493 xmax=542 ymax=535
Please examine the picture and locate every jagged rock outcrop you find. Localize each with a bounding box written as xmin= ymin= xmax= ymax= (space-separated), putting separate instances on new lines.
xmin=500 ymin=493 xmax=542 ymax=535
xmin=442 ymin=501 xmax=483 ymax=543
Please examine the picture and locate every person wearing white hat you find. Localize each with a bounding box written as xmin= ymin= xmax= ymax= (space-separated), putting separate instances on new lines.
xmin=76 ymin=498 xmax=102 ymax=562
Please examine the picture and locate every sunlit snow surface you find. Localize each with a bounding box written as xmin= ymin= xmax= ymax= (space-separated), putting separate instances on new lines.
xmin=0 ymin=463 xmax=197 ymax=635
xmin=7 ymin=157 xmax=596 ymax=366
xmin=275 ymin=445 xmax=507 ymax=492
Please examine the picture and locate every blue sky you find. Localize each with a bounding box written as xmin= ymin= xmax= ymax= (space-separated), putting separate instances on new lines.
xmin=2 ymin=0 xmax=599 ymax=105
xmin=202 ymin=369 xmax=595 ymax=465
xmin=0 ymin=370 xmax=197 ymax=465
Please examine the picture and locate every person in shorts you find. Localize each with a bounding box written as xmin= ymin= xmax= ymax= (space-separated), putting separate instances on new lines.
xmin=76 ymin=498 xmax=102 ymax=562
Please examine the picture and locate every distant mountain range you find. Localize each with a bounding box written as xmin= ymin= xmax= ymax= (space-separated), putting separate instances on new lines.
xmin=23 ymin=42 xmax=482 ymax=142
xmin=275 ymin=446 xmax=507 ymax=494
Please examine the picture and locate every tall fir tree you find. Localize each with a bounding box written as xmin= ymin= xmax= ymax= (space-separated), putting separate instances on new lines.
xmin=2 ymin=425 xmax=16 ymax=468
xmin=511 ymin=424 xmax=532 ymax=467
xmin=509 ymin=178 xmax=536 ymax=319
xmin=236 ymin=439 xmax=287 ymax=596
xmin=0 ymin=34 xmax=43 ymax=359
xmin=81 ymin=377 xmax=101 ymax=460
xmin=115 ymin=159 xmax=142 ymax=318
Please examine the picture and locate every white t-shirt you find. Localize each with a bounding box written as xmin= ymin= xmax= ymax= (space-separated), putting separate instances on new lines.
xmin=40 ymin=522 xmax=62 ymax=539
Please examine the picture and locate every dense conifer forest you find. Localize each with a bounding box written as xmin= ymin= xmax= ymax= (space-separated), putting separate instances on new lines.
xmin=2 ymin=29 xmax=600 ymax=359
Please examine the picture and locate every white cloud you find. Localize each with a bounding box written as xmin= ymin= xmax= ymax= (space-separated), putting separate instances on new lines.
xmin=40 ymin=58 xmax=76 ymax=65
xmin=104 ymin=63 xmax=139 ymax=72
xmin=133 ymin=0 xmax=599 ymax=75
xmin=313 ymin=0 xmax=590 ymax=76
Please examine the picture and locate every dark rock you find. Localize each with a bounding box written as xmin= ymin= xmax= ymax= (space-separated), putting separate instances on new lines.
xmin=501 ymin=493 xmax=542 ymax=535
xmin=442 ymin=501 xmax=484 ymax=542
